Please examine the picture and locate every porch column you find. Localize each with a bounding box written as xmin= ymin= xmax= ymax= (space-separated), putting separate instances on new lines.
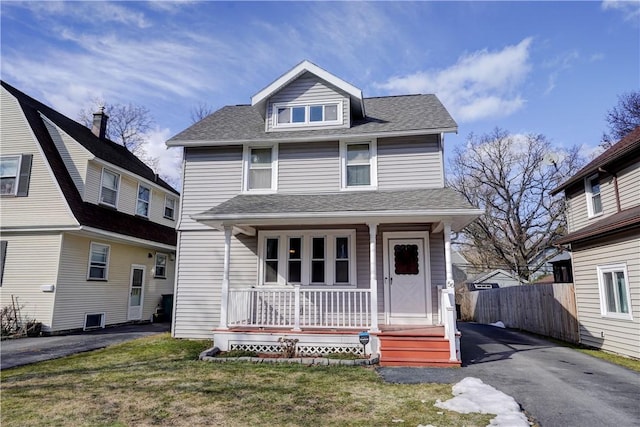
xmin=368 ymin=222 xmax=380 ymax=332
xmin=444 ymin=222 xmax=454 ymax=288
xmin=219 ymin=225 xmax=232 ymax=330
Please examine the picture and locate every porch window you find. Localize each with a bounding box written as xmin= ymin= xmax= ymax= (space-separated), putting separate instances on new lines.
xmin=311 ymin=237 xmax=326 ymax=284
xmin=597 ymin=264 xmax=632 ymax=320
xmin=264 ymin=237 xmax=279 ymax=284
xmin=244 ymin=145 xmax=278 ymax=192
xmin=258 ymin=230 xmax=356 ymax=286
xmin=288 ymin=237 xmax=302 ymax=283
xmin=340 ymin=140 xmax=377 ymax=189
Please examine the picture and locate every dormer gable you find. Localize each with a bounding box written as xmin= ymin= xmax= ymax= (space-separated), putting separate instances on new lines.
xmin=251 ymin=60 xmax=365 ymax=132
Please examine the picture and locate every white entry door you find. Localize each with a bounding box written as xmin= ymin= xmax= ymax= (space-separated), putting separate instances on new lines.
xmin=385 ymin=237 xmax=430 ymax=323
xmin=128 ymin=265 xmax=145 ymax=320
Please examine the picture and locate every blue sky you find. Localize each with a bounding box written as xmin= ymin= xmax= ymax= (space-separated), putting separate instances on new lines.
xmin=1 ymin=1 xmax=639 ymax=185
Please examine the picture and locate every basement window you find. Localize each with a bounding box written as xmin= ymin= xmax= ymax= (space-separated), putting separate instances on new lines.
xmin=84 ymin=313 xmax=105 ymax=330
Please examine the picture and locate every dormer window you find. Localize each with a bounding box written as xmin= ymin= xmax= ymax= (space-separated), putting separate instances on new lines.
xmin=273 ymin=102 xmax=342 ymax=128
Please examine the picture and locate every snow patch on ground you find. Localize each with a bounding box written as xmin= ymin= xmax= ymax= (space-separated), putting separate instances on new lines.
xmin=434 ymin=377 xmax=530 ymax=427
xmin=489 ymin=321 xmax=506 ymax=328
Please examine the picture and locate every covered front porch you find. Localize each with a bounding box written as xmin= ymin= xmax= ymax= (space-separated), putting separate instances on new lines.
xmin=192 ymin=189 xmax=481 ymax=366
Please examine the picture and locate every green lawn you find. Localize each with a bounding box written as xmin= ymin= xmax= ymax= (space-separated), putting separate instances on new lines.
xmin=1 ymin=333 xmax=492 ymax=426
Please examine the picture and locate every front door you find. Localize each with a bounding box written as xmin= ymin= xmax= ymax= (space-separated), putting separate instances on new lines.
xmin=128 ymin=265 xmax=145 ymax=320
xmin=385 ymin=235 xmax=431 ymax=324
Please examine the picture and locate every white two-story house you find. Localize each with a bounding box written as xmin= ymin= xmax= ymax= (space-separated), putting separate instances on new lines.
xmin=167 ymin=61 xmax=482 ymax=366
xmin=552 ymin=127 xmax=640 ymax=359
xmin=1 ymin=81 xmax=179 ymax=334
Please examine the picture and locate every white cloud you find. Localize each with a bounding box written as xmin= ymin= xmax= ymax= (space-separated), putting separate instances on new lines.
xmin=542 ymin=50 xmax=580 ymax=95
xmin=602 ymin=0 xmax=640 ymax=22
xmin=18 ymin=1 xmax=150 ymax=28
xmin=376 ymin=38 xmax=533 ymax=122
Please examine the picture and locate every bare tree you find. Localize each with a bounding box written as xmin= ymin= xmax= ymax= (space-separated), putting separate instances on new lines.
xmin=79 ymin=100 xmax=154 ymax=157
xmin=190 ymin=101 xmax=214 ymax=124
xmin=449 ymin=128 xmax=583 ymax=281
xmin=601 ymin=90 xmax=640 ymax=147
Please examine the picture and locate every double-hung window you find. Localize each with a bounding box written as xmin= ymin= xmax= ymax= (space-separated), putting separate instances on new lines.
xmin=137 ymin=184 xmax=151 ymax=217
xmin=155 ymin=253 xmax=167 ymax=278
xmin=259 ymin=231 xmax=356 ymax=286
xmin=1 ymin=155 xmax=32 ymax=196
xmin=244 ymin=145 xmax=277 ymax=192
xmin=597 ymin=264 xmax=632 ymax=320
xmin=586 ymin=174 xmax=602 ymax=217
xmin=341 ymin=141 xmax=376 ymax=189
xmin=164 ymin=196 xmax=176 ymax=220
xmin=100 ymin=169 xmax=120 ymax=207
xmin=88 ymin=242 xmax=110 ymax=280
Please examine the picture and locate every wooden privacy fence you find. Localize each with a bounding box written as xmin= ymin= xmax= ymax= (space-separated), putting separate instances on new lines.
xmin=461 ymin=283 xmax=580 ymax=343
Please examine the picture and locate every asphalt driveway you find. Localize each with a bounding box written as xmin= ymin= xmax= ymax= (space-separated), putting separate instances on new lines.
xmin=378 ymin=322 xmax=640 ymax=427
xmin=0 ymin=322 xmax=170 ymax=370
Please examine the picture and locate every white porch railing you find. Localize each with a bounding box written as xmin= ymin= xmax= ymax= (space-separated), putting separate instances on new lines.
xmin=228 ymin=286 xmax=372 ymax=330
xmin=441 ymin=287 xmax=459 ymax=362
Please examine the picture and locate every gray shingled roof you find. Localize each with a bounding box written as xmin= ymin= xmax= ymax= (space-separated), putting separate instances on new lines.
xmin=168 ymin=94 xmax=457 ymax=144
xmin=194 ymin=188 xmax=478 ymax=219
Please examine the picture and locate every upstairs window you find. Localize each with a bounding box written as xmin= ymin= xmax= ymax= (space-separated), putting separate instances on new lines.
xmin=100 ymin=169 xmax=120 ymax=207
xmin=164 ymin=196 xmax=176 ymax=220
xmin=341 ymin=140 xmax=377 ymax=189
xmin=244 ymin=145 xmax=277 ymax=192
xmin=586 ymin=174 xmax=602 ymax=217
xmin=1 ymin=155 xmax=32 ymax=197
xmin=274 ymin=102 xmax=341 ymax=128
xmin=136 ymin=184 xmax=151 ymax=217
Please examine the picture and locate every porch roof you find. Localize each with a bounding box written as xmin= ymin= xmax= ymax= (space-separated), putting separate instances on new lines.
xmin=192 ymin=188 xmax=483 ymax=232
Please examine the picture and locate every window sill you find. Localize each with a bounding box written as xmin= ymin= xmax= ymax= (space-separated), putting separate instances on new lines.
xmin=163 ymin=216 xmax=175 ymax=221
xmin=601 ymin=313 xmax=634 ymax=321
xmin=87 ymin=278 xmax=108 ymax=282
xmin=340 ymin=186 xmax=378 ymax=192
xmin=135 ymin=214 xmax=150 ymax=220
xmin=154 ymin=276 xmax=167 ymax=280
xmin=588 ymin=212 xmax=604 ymax=220
xmin=98 ymin=202 xmax=117 ymax=210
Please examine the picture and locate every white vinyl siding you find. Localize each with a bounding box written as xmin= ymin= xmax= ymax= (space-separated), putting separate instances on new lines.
xmin=278 ymin=141 xmax=340 ymax=193
xmin=53 ymin=233 xmax=175 ymax=332
xmin=172 ymin=230 xmax=256 ymax=339
xmin=0 ymin=88 xmax=76 ymax=228
xmin=179 ymin=146 xmax=243 ymax=231
xmin=0 ymin=233 xmax=61 ymax=331
xmin=377 ymin=135 xmax=443 ymax=189
xmin=266 ymin=72 xmax=350 ymax=132
xmin=572 ymin=234 xmax=640 ymax=358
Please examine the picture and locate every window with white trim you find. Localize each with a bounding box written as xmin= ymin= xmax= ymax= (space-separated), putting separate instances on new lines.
xmin=136 ymin=184 xmax=151 ymax=217
xmin=1 ymin=154 xmax=32 ymax=196
xmin=586 ymin=174 xmax=603 ymax=217
xmin=164 ymin=196 xmax=176 ymax=220
xmin=155 ymin=253 xmax=167 ymax=278
xmin=88 ymin=242 xmax=110 ymax=280
xmin=100 ymin=169 xmax=120 ymax=207
xmin=244 ymin=145 xmax=278 ymax=192
xmin=340 ymin=140 xmax=377 ymax=189
xmin=258 ymin=230 xmax=356 ymax=286
xmin=597 ymin=264 xmax=632 ymax=320
xmin=273 ymin=102 xmax=341 ymax=128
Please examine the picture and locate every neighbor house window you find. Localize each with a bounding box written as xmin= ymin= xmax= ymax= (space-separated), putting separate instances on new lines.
xmin=259 ymin=231 xmax=356 ymax=286
xmin=586 ymin=174 xmax=602 ymax=217
xmin=88 ymin=243 xmax=110 ymax=280
xmin=136 ymin=184 xmax=151 ymax=217
xmin=341 ymin=140 xmax=377 ymax=188
xmin=164 ymin=196 xmax=176 ymax=220
xmin=597 ymin=264 xmax=632 ymax=320
xmin=100 ymin=169 xmax=120 ymax=207
xmin=155 ymin=253 xmax=167 ymax=278
xmin=274 ymin=102 xmax=341 ymax=128
xmin=1 ymin=155 xmax=32 ymax=196
xmin=244 ymin=145 xmax=277 ymax=192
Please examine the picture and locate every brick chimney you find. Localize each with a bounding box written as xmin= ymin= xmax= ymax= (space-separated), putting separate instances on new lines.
xmin=91 ymin=106 xmax=108 ymax=139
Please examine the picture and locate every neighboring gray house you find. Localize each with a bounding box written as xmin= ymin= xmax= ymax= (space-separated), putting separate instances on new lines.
xmin=468 ymin=269 xmax=526 ymax=289
xmin=166 ymin=61 xmax=482 ymax=366
xmin=552 ymin=126 xmax=640 ymax=359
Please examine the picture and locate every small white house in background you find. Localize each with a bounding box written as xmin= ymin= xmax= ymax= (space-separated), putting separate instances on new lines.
xmin=0 ymin=81 xmax=179 ymax=334
xmin=552 ymin=127 xmax=640 ymax=359
xmin=166 ymin=61 xmax=482 ymax=366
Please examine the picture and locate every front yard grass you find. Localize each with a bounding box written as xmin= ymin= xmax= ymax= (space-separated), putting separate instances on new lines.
xmin=1 ymin=333 xmax=492 ymax=426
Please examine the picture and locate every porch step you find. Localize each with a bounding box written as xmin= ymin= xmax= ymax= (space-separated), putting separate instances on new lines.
xmin=377 ymin=329 xmax=459 ymax=367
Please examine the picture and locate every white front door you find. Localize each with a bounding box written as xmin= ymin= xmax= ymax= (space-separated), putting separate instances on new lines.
xmin=128 ymin=265 xmax=145 ymax=320
xmin=384 ymin=234 xmax=431 ymax=324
